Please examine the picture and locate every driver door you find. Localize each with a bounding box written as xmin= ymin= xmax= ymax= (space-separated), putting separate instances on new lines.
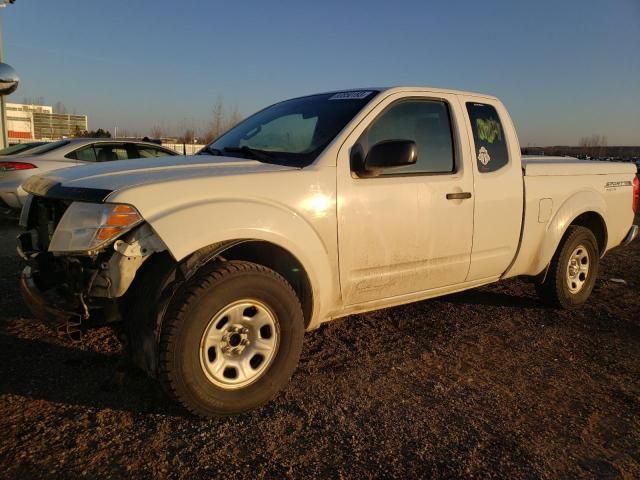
xmin=337 ymin=92 xmax=474 ymax=305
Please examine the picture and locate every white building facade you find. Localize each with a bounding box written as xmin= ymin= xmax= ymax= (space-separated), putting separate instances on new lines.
xmin=6 ymin=103 xmax=88 ymax=143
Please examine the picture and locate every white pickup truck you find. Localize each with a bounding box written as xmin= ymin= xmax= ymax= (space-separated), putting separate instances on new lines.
xmin=17 ymin=87 xmax=639 ymax=417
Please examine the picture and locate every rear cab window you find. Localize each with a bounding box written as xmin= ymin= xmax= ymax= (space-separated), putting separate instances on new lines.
xmin=466 ymin=102 xmax=509 ymax=173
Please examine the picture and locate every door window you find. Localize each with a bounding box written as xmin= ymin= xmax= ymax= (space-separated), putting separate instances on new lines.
xmin=136 ymin=145 xmax=175 ymax=158
xmin=466 ymin=103 xmax=509 ymax=173
xmin=358 ymin=100 xmax=455 ymax=175
xmin=67 ymin=146 xmax=97 ymax=162
xmin=94 ymin=144 xmax=129 ymax=162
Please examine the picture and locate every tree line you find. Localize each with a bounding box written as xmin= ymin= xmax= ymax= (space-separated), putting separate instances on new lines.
xmin=148 ymin=98 xmax=242 ymax=144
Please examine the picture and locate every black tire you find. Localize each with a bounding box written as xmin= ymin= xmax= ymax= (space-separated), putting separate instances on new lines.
xmin=535 ymin=226 xmax=599 ymax=309
xmin=159 ymin=260 xmax=304 ymax=417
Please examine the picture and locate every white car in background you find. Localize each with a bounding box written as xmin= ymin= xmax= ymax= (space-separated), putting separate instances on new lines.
xmin=0 ymin=138 xmax=178 ymax=209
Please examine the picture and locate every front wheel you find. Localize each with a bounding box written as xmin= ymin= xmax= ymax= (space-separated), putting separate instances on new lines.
xmin=535 ymin=226 xmax=599 ymax=309
xmin=159 ymin=260 xmax=304 ymax=417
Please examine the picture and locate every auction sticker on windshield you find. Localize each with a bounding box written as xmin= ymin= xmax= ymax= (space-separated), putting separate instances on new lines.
xmin=329 ymin=91 xmax=373 ymax=100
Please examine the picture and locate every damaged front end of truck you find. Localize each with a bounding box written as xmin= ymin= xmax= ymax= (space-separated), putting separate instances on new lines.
xmin=17 ymin=190 xmax=171 ymax=361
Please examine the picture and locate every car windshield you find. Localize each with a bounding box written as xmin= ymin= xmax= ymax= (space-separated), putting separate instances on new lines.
xmin=19 ymin=140 xmax=71 ymax=156
xmin=202 ymin=91 xmax=379 ymax=167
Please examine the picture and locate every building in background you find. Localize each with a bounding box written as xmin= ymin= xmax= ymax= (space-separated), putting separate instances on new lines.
xmin=5 ymin=103 xmax=88 ymax=143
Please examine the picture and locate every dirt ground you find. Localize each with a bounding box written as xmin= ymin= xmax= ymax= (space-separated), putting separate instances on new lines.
xmin=0 ymin=214 xmax=638 ymax=479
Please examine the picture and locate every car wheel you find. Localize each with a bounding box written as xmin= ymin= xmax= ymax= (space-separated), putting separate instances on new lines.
xmin=535 ymin=226 xmax=599 ymax=309
xmin=159 ymin=260 xmax=304 ymax=417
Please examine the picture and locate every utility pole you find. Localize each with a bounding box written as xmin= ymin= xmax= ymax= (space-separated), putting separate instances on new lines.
xmin=0 ymin=12 xmax=7 ymax=149
xmin=0 ymin=0 xmax=19 ymax=150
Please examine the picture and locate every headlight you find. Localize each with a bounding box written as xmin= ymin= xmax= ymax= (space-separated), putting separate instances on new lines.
xmin=48 ymin=202 xmax=143 ymax=253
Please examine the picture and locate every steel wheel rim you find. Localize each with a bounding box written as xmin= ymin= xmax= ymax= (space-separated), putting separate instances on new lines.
xmin=566 ymin=245 xmax=590 ymax=294
xmin=199 ymin=299 xmax=280 ymax=390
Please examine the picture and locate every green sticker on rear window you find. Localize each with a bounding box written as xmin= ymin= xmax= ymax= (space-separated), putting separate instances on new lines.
xmin=466 ymin=102 xmax=509 ymax=173
xmin=476 ymin=118 xmax=502 ymax=144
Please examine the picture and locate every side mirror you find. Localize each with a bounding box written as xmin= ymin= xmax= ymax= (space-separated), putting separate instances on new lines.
xmin=351 ymin=140 xmax=417 ymax=177
xmin=0 ymin=63 xmax=19 ymax=96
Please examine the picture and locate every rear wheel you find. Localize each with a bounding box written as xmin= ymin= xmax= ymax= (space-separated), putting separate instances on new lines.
xmin=535 ymin=226 xmax=599 ymax=308
xmin=159 ymin=260 xmax=304 ymax=417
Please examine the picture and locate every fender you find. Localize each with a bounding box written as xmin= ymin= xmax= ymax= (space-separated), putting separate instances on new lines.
xmin=530 ymin=189 xmax=607 ymax=276
xmin=139 ymin=197 xmax=337 ymax=325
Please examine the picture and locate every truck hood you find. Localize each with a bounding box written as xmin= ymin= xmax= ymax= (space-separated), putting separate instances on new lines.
xmin=22 ymin=155 xmax=296 ymax=201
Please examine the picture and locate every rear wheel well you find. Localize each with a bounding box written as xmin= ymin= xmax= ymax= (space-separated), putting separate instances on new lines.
xmin=218 ymin=241 xmax=314 ymax=328
xmin=569 ymin=212 xmax=607 ymax=255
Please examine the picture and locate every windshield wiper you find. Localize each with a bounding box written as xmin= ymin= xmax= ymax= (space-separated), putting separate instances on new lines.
xmin=197 ymin=145 xmax=224 ymax=156
xmin=222 ymin=146 xmax=282 ymax=164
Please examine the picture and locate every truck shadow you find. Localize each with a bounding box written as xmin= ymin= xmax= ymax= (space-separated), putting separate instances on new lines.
xmin=442 ymin=288 xmax=543 ymax=309
xmin=0 ymin=287 xmax=543 ymax=416
xmin=0 ymin=333 xmax=186 ymax=417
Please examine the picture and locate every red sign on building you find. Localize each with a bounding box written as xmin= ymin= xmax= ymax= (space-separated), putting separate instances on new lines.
xmin=8 ymin=130 xmax=32 ymax=139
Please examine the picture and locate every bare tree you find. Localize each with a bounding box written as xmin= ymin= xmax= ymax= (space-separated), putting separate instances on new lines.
xmin=206 ymin=97 xmax=225 ymax=143
xmin=203 ymin=97 xmax=242 ymax=143
xmin=578 ymin=134 xmax=607 ymax=147
xmin=150 ymin=125 xmax=165 ymax=139
xmin=178 ymin=128 xmax=196 ymax=144
xmin=579 ymin=134 xmax=608 ymax=158
xmin=228 ymin=104 xmax=242 ymax=129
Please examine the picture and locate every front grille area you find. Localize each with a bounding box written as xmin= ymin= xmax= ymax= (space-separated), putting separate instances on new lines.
xmin=27 ymin=195 xmax=71 ymax=251
xmin=19 ymin=195 xmax=117 ymax=328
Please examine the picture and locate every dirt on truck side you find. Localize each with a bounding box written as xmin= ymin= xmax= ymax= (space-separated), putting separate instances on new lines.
xmin=0 ymin=214 xmax=639 ymax=479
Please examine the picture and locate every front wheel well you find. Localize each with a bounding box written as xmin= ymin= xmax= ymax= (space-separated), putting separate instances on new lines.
xmin=120 ymin=241 xmax=314 ymax=376
xmin=216 ymin=241 xmax=314 ymax=328
xmin=569 ymin=212 xmax=607 ymax=255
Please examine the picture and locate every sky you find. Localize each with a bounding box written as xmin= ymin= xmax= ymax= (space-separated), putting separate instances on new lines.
xmin=2 ymin=0 xmax=639 ymax=146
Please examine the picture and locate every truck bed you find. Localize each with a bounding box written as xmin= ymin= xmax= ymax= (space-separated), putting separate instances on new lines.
xmin=506 ymin=156 xmax=636 ymax=279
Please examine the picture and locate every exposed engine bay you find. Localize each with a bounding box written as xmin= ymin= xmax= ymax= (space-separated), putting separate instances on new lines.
xmin=17 ymin=195 xmax=168 ymax=339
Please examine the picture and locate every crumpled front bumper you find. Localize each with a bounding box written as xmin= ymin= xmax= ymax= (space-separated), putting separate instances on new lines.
xmin=19 ymin=266 xmax=83 ymax=339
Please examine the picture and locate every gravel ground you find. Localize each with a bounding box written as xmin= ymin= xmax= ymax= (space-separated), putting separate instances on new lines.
xmin=0 ymin=214 xmax=639 ymax=479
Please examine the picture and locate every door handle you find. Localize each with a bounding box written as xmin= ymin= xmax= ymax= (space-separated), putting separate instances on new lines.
xmin=446 ymin=192 xmax=472 ymax=200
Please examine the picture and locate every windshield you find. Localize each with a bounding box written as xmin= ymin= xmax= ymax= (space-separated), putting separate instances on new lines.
xmin=20 ymin=140 xmax=71 ymax=156
xmin=203 ymin=90 xmax=379 ymax=167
